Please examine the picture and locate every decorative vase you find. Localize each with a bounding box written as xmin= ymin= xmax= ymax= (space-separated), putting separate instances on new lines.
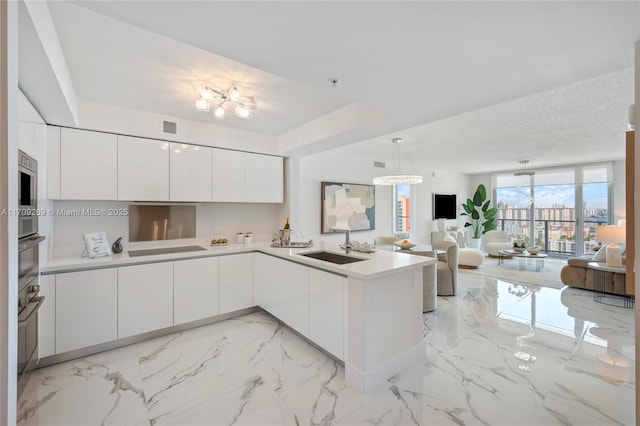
xmin=437 ymin=219 xmax=446 ymax=232
xmin=111 ymin=237 xmax=123 ymax=254
xmin=469 ymin=237 xmax=481 ymax=249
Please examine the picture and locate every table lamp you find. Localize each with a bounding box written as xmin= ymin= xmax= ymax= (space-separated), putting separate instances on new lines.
xmin=595 ymin=225 xmax=626 ymax=267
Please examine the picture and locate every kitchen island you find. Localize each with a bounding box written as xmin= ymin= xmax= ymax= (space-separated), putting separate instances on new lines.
xmin=41 ymin=241 xmax=435 ymax=392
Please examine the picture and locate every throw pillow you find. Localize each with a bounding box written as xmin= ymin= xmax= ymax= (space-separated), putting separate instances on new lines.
xmin=592 ymin=245 xmax=607 ymax=262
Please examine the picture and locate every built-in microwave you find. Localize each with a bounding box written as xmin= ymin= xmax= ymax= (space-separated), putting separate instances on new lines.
xmin=18 ymin=150 xmax=38 ymax=239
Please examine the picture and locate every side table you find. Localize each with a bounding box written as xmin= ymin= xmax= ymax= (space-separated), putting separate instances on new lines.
xmin=587 ymin=262 xmax=634 ymax=308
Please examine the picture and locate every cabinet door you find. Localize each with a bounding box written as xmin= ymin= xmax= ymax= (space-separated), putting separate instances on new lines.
xmin=46 ymin=126 xmax=61 ymax=199
xmin=60 ymin=128 xmax=118 ymax=200
xmin=212 ymin=148 xmax=245 ymax=202
xmin=309 ymin=269 xmax=345 ymax=360
xmin=118 ymin=135 xmax=169 ymax=201
xmin=244 ymin=153 xmax=283 ymax=202
xmin=254 ymin=254 xmax=308 ymax=336
xmin=174 ymin=257 xmax=218 ymax=325
xmin=219 ymin=253 xmax=254 ymax=314
xmin=55 ymin=269 xmax=118 ymax=353
xmin=38 ymin=274 xmax=56 ymax=357
xmin=170 ymin=144 xmax=213 ymax=201
xmin=118 ymin=263 xmax=173 ymax=338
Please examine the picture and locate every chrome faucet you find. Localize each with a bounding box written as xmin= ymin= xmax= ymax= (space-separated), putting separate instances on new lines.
xmin=332 ymin=228 xmax=352 ymax=253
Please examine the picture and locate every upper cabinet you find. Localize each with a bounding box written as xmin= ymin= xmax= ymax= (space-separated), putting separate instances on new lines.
xmin=170 ymin=143 xmax=213 ymax=202
xmin=212 ymin=148 xmax=245 ymax=202
xmin=60 ymin=128 xmax=118 ymax=200
xmin=245 ymin=153 xmax=283 ymax=203
xmin=118 ymin=136 xmax=169 ymax=201
xmin=48 ymin=126 xmax=283 ymax=203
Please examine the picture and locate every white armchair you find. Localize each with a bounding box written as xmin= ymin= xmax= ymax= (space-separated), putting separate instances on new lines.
xmin=482 ymin=230 xmax=512 ymax=256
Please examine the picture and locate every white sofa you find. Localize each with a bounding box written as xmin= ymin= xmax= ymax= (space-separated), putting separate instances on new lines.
xmin=482 ymin=230 xmax=512 ymax=256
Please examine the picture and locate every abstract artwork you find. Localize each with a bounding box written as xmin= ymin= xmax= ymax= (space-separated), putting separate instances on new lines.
xmin=321 ymin=182 xmax=375 ymax=234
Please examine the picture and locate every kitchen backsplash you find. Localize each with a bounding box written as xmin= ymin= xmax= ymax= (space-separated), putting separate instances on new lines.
xmin=50 ymin=200 xmax=281 ymax=258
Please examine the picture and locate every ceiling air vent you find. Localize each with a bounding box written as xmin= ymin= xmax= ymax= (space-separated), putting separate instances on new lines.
xmin=162 ymin=120 xmax=177 ymax=134
xmin=374 ymin=161 xmax=385 ymax=168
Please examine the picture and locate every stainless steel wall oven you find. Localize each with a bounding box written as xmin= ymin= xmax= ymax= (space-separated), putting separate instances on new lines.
xmin=16 ymin=150 xmax=45 ymax=398
xmin=18 ymin=150 xmax=38 ymax=239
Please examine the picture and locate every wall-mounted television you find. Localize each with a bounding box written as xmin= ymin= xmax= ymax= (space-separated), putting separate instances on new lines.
xmin=433 ymin=193 xmax=457 ymax=220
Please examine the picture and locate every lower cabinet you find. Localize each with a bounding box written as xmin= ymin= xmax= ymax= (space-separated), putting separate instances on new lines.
xmin=309 ymin=269 xmax=345 ymax=360
xmin=254 ymin=254 xmax=309 ymax=337
xmin=118 ymin=263 xmax=173 ymax=338
xmin=38 ymin=275 xmax=56 ymax=358
xmin=45 ymin=252 xmax=344 ymax=361
xmin=219 ymin=253 xmax=254 ymax=314
xmin=174 ymin=257 xmax=219 ymax=325
xmin=55 ymin=269 xmax=118 ymax=353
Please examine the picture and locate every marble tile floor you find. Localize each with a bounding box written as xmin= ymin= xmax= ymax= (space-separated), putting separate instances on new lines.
xmin=18 ymin=273 xmax=635 ymax=426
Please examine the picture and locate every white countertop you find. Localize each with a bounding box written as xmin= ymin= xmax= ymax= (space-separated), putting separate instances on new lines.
xmin=42 ymin=241 xmax=435 ymax=280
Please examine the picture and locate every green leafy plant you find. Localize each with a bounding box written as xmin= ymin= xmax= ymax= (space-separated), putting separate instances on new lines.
xmin=461 ymin=184 xmax=498 ymax=239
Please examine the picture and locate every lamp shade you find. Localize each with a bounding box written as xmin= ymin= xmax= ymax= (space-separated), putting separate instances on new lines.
xmin=595 ymin=225 xmax=626 ymax=244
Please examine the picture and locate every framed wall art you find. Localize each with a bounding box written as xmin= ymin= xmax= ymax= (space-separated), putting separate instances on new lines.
xmin=321 ymin=181 xmax=375 ymax=234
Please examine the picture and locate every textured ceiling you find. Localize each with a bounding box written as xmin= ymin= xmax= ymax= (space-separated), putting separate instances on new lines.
xmin=338 ymin=68 xmax=634 ymax=174
xmin=34 ymin=1 xmax=640 ymax=171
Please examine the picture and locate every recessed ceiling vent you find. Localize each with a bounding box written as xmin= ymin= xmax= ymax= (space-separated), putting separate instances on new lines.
xmin=374 ymin=161 xmax=385 ymax=168
xmin=163 ymin=120 xmax=177 ymax=134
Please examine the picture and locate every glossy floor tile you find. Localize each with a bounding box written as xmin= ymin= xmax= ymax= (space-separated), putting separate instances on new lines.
xmin=18 ymin=272 xmax=635 ymax=425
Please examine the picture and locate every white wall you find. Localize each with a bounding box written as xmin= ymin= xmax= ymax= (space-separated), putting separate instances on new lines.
xmin=50 ymin=200 xmax=280 ymax=257
xmin=294 ymin=149 xmax=470 ymax=246
xmin=0 ymin=1 xmax=18 ymax=422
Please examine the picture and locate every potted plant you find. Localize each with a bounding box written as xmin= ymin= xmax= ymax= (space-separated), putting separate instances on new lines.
xmin=513 ymin=239 xmax=526 ymax=253
xmin=461 ymin=184 xmax=498 ymax=248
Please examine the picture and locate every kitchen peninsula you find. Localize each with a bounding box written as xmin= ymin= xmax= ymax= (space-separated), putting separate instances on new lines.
xmin=40 ymin=241 xmax=435 ymax=392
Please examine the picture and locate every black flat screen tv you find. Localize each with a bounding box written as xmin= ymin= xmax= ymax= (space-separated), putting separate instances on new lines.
xmin=433 ymin=193 xmax=457 ymax=220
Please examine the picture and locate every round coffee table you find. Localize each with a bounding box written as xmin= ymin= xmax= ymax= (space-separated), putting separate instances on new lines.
xmin=498 ymin=249 xmax=548 ymax=272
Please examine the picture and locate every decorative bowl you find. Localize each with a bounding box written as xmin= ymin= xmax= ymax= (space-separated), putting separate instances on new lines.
xmin=513 ymin=247 xmax=526 ymax=253
xmin=527 ymin=247 xmax=540 ymax=255
xmin=393 ymin=239 xmax=417 ymax=250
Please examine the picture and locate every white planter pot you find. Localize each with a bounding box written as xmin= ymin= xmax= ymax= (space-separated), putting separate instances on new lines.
xmin=469 ymin=237 xmax=482 ymax=249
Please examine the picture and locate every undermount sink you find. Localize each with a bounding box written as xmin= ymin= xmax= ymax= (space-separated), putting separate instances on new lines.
xmin=299 ymin=251 xmax=367 ymax=265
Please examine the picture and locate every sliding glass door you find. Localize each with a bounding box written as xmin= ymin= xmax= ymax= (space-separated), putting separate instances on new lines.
xmin=494 ymin=164 xmax=611 ymax=256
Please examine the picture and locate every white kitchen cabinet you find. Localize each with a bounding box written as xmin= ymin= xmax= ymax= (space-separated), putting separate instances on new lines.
xmin=38 ymin=274 xmax=56 ymax=358
xmin=219 ymin=253 xmax=254 ymax=314
xmin=245 ymin=153 xmax=283 ymax=203
xmin=55 ymin=269 xmax=118 ymax=353
xmin=254 ymin=253 xmax=308 ymax=336
xmin=46 ymin=126 xmax=61 ymax=199
xmin=170 ymin=143 xmax=213 ymax=201
xmin=118 ymin=135 xmax=169 ymax=201
xmin=212 ymin=148 xmax=245 ymax=202
xmin=60 ymin=128 xmax=118 ymax=200
xmin=173 ymin=257 xmax=218 ymax=325
xmin=309 ymin=269 xmax=346 ymax=360
xmin=118 ymin=262 xmax=173 ymax=338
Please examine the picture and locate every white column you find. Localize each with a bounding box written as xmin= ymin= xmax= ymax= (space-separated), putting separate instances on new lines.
xmin=0 ymin=0 xmax=19 ymax=423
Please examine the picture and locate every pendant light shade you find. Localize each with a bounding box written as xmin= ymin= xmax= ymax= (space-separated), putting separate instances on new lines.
xmin=373 ymin=174 xmax=423 ymax=185
xmin=373 ymin=138 xmax=424 ymax=185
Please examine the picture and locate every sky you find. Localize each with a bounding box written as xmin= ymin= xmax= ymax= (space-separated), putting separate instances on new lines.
xmin=497 ymin=183 xmax=608 ymax=209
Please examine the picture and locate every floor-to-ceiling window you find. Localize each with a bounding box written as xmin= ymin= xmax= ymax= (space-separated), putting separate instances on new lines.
xmin=393 ymin=184 xmax=413 ymax=239
xmin=494 ymin=163 xmax=612 ymax=256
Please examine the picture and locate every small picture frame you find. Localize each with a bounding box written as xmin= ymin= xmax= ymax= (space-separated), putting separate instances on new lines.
xmin=83 ymin=232 xmax=112 ymax=258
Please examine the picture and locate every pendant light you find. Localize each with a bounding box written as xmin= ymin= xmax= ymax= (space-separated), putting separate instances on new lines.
xmin=373 ymin=138 xmax=423 ymax=185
